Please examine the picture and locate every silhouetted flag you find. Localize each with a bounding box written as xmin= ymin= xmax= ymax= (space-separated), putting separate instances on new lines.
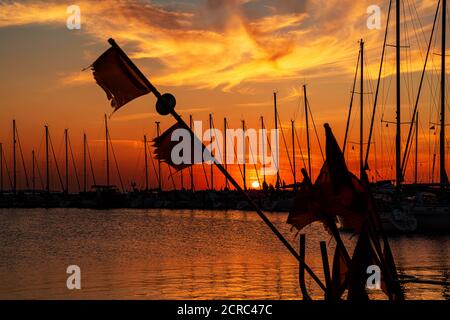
xmin=91 ymin=47 xmax=151 ymax=112
xmin=152 ymin=122 xmax=200 ymax=171
xmin=287 ymin=123 xmax=367 ymax=232
xmin=346 ymin=228 xmax=372 ymax=301
xmin=360 ymin=171 xmax=404 ymax=300
xmin=288 ymin=123 xmax=404 ymax=300
xmin=331 ymin=246 xmax=348 ymax=299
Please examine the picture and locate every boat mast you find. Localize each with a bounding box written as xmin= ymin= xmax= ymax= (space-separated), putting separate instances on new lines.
xmin=12 ymin=119 xmax=16 ymax=193
xmin=303 ymin=85 xmax=312 ymax=179
xmin=400 ymin=0 xmax=439 ymax=179
xmin=396 ymin=0 xmax=402 ymax=187
xmin=291 ymin=120 xmax=297 ymax=191
xmin=32 ymin=149 xmax=35 ymax=194
xmin=209 ymin=113 xmax=214 ymax=191
xmin=261 ymin=116 xmax=266 ymax=186
xmin=45 ymin=125 xmax=49 ymax=193
xmin=242 ymin=119 xmax=247 ymax=190
xmin=189 ymin=115 xmax=194 ymax=191
xmin=415 ymin=112 xmax=419 ymax=184
xmin=360 ymin=39 xmax=365 ymax=179
xmin=224 ymin=117 xmax=229 ymax=189
xmin=440 ymin=0 xmax=448 ymax=186
xmin=65 ymin=129 xmax=69 ymax=194
xmin=365 ymin=0 xmax=392 ymax=168
xmin=144 ymin=135 xmax=149 ymax=191
xmin=83 ymin=133 xmax=87 ymax=192
xmin=105 ymin=114 xmax=110 ymax=186
xmin=0 ymin=143 xmax=3 ymax=193
xmin=156 ymin=121 xmax=162 ymax=191
xmin=344 ymin=50 xmax=361 ymax=154
xmin=274 ymin=92 xmax=280 ymax=190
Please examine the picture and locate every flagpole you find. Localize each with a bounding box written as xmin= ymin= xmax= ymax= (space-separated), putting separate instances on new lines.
xmin=169 ymin=107 xmax=326 ymax=291
xmin=105 ymin=38 xmax=326 ymax=292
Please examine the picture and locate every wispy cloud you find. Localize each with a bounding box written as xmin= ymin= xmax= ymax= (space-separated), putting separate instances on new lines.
xmin=0 ymin=0 xmax=439 ymax=92
xmin=111 ymin=112 xmax=157 ymax=122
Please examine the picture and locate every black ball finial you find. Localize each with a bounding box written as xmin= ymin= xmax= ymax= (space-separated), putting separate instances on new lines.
xmin=156 ymin=93 xmax=176 ymax=116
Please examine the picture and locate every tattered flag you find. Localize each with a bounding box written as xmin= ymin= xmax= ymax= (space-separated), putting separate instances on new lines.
xmin=152 ymin=122 xmax=203 ymax=171
xmin=287 ymin=123 xmax=367 ymax=233
xmin=90 ymin=47 xmax=151 ymax=113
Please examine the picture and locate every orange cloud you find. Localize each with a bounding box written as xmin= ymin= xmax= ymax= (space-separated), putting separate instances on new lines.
xmin=0 ymin=0 xmax=410 ymax=91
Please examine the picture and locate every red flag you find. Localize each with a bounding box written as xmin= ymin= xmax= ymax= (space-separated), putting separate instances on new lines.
xmin=152 ymin=122 xmax=200 ymax=171
xmin=287 ymin=123 xmax=367 ymax=232
xmin=331 ymin=246 xmax=348 ymax=299
xmin=287 ymin=124 xmax=403 ymax=300
xmin=286 ymin=176 xmax=325 ymax=231
xmin=91 ymin=47 xmax=151 ymax=112
xmin=346 ymin=228 xmax=373 ymax=301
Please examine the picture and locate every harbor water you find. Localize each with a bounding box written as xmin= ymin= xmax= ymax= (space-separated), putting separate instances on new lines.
xmin=0 ymin=208 xmax=448 ymax=300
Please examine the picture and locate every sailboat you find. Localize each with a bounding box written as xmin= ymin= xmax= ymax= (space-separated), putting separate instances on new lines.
xmin=345 ymin=0 xmax=450 ymax=233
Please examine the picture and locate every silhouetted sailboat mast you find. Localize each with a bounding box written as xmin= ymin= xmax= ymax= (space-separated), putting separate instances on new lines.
xmin=440 ymin=0 xmax=448 ymax=186
xmin=144 ymin=134 xmax=149 ymax=192
xmin=242 ymin=119 xmax=246 ymax=190
xmin=45 ymin=125 xmax=49 ymax=193
xmin=415 ymin=112 xmax=419 ymax=184
xmin=273 ymin=92 xmax=280 ymax=190
xmin=83 ymin=133 xmax=87 ymax=192
xmin=291 ymin=119 xmax=296 ymax=191
xmin=260 ymin=116 xmax=266 ymax=188
xmin=155 ymin=121 xmax=162 ymax=191
xmin=12 ymin=120 xmax=16 ymax=193
xmin=0 ymin=143 xmax=3 ymax=193
xmin=189 ymin=114 xmax=195 ymax=191
xmin=224 ymin=117 xmax=229 ymax=190
xmin=359 ymin=39 xmax=364 ymax=179
xmin=303 ymin=85 xmax=312 ymax=180
xmin=31 ymin=149 xmax=35 ymax=193
xmin=65 ymin=129 xmax=69 ymax=194
xmin=395 ymin=0 xmax=402 ymax=187
xmin=105 ymin=114 xmax=110 ymax=186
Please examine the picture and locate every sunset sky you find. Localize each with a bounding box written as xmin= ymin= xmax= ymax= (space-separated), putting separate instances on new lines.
xmin=0 ymin=0 xmax=448 ymax=191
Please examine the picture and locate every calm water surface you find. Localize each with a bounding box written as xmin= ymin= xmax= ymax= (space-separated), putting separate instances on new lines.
xmin=0 ymin=208 xmax=448 ymax=299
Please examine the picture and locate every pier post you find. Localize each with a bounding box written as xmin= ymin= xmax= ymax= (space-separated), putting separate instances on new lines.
xmin=320 ymin=241 xmax=332 ymax=300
